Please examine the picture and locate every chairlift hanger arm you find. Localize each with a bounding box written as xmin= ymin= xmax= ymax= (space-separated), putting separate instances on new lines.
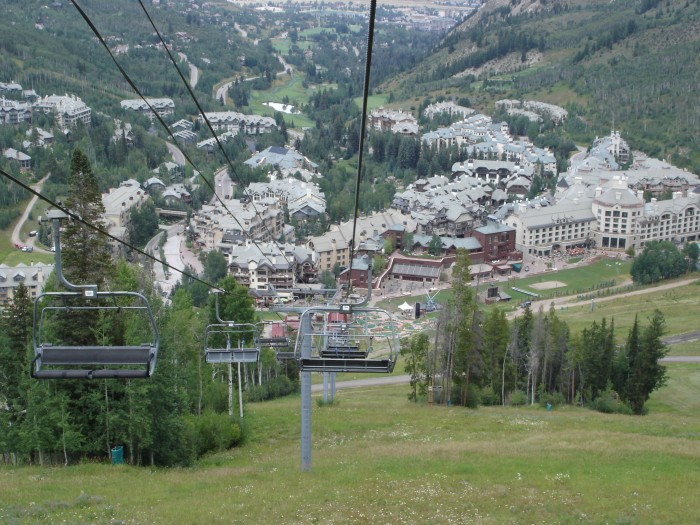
xmin=41 ymin=209 xmax=98 ymax=297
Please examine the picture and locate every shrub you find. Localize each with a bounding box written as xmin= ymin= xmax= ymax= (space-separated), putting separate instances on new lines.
xmin=465 ymin=383 xmax=481 ymax=408
xmin=245 ymin=376 xmax=298 ymax=402
xmin=537 ymin=385 xmax=566 ymax=408
xmin=190 ymin=412 xmax=242 ymax=457
xmin=509 ymin=389 xmax=527 ymax=406
xmin=592 ymin=387 xmax=633 ymax=415
xmin=480 ymin=386 xmax=499 ymax=406
xmin=151 ymin=415 xmax=197 ymax=467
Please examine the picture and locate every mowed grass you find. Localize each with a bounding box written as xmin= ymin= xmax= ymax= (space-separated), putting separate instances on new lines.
xmin=554 ymin=277 xmax=700 ymax=340
xmin=2 ymin=364 xmax=700 ymax=524
xmin=503 ymin=258 xmax=632 ymax=301
xmin=378 ymin=258 xmax=697 ymax=343
xmin=0 ymin=199 xmax=54 ymax=266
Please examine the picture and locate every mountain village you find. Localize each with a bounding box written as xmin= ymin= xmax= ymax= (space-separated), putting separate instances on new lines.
xmin=3 ymin=75 xmax=700 ymax=309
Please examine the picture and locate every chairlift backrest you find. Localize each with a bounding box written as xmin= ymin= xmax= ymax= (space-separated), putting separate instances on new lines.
xmin=204 ymin=292 xmax=260 ymax=364
xmin=31 ymin=210 xmax=159 ymax=379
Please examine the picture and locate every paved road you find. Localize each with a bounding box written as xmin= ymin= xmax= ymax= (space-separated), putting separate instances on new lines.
xmin=177 ymin=52 xmax=199 ymax=89
xmin=165 ymin=141 xmax=185 ymax=166
xmin=147 ymin=223 xmax=203 ymax=298
xmin=311 ymin=374 xmax=410 ymax=392
xmin=663 ymin=330 xmax=700 ymax=345
xmin=215 ymin=75 xmax=259 ymax=104
xmin=659 ymin=356 xmax=700 ymax=363
xmin=11 ymin=174 xmax=51 ymax=253
xmin=275 ymin=53 xmax=293 ymax=77
xmin=214 ymin=167 xmax=235 ymax=201
xmin=234 ymin=22 xmax=247 ymax=39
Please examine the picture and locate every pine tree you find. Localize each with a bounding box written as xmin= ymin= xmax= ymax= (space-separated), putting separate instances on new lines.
xmin=0 ymin=283 xmax=33 ymax=459
xmin=61 ymin=148 xmax=112 ymax=286
xmin=626 ymin=310 xmax=669 ymax=415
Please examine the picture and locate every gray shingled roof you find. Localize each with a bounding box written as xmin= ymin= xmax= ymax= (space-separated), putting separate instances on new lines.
xmin=392 ymin=263 xmax=441 ymax=278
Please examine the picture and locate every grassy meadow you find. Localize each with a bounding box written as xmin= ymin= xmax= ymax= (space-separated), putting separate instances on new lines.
xmin=0 ymin=208 xmax=53 ymax=267
xmin=1 ymin=363 xmax=699 ymax=524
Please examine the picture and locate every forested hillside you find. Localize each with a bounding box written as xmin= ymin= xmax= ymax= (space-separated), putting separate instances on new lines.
xmin=389 ymin=0 xmax=700 ymax=172
xmin=0 ymin=0 xmax=276 ymax=116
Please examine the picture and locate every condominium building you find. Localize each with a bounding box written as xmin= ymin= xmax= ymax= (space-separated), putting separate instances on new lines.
xmin=0 ymin=97 xmax=32 ymax=125
xmin=0 ymin=263 xmax=53 ymax=307
xmin=190 ymin=198 xmax=283 ymax=252
xmin=101 ymin=179 xmax=149 ymax=256
xmin=33 ymin=94 xmax=91 ymax=129
xmin=120 ymin=98 xmax=175 ymax=119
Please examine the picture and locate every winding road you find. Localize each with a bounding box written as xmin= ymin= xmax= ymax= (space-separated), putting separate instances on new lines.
xmin=165 ymin=141 xmax=185 ymax=167
xmin=177 ymin=52 xmax=199 ymax=89
xmin=214 ymin=167 xmax=234 ymax=201
xmin=11 ymin=174 xmax=51 ymax=253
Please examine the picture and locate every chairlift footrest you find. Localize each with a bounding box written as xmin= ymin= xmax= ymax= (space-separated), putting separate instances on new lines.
xmin=33 ymin=368 xmax=151 ymax=379
xmin=299 ymin=358 xmax=394 ymax=373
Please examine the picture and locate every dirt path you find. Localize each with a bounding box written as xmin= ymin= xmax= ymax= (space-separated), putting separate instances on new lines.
xmin=11 ymin=174 xmax=50 ymax=252
xmin=508 ymin=277 xmax=698 ymax=320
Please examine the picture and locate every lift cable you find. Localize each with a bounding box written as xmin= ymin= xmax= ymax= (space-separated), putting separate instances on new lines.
xmin=0 ymin=166 xmax=222 ymax=294
xmin=347 ymin=0 xmax=378 ymax=298
xmin=135 ymin=0 xmax=297 ymax=272
xmin=69 ymin=0 xmax=287 ymax=275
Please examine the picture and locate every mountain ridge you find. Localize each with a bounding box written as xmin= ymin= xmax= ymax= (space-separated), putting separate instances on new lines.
xmin=386 ymin=0 xmax=700 ymax=171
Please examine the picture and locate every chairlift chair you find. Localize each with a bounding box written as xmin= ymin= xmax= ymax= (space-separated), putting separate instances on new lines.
xmin=292 ymin=256 xmax=399 ymax=373
xmin=256 ymin=322 xmax=295 ymax=360
xmin=32 ymin=210 xmax=159 ymax=379
xmin=204 ymin=323 xmax=260 ymax=364
xmin=294 ymin=306 xmax=399 ymax=373
xmin=203 ymin=292 xmax=260 ymax=364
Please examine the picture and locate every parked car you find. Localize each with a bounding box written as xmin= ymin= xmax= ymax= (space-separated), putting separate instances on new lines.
xmin=28 ymin=230 xmax=38 ymax=236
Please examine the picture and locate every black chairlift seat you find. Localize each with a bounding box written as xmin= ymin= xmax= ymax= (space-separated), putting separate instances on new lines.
xmin=319 ymin=345 xmax=368 ymax=359
xmin=33 ymin=344 xmax=156 ymax=379
xmin=32 ymin=291 xmax=160 ymax=380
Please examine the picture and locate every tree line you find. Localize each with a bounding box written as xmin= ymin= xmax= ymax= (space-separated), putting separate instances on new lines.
xmin=0 ymin=150 xmax=298 ymax=467
xmin=401 ymin=251 xmax=670 ymax=415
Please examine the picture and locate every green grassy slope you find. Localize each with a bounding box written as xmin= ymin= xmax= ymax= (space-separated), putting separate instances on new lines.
xmin=1 ymin=369 xmax=699 ymax=524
